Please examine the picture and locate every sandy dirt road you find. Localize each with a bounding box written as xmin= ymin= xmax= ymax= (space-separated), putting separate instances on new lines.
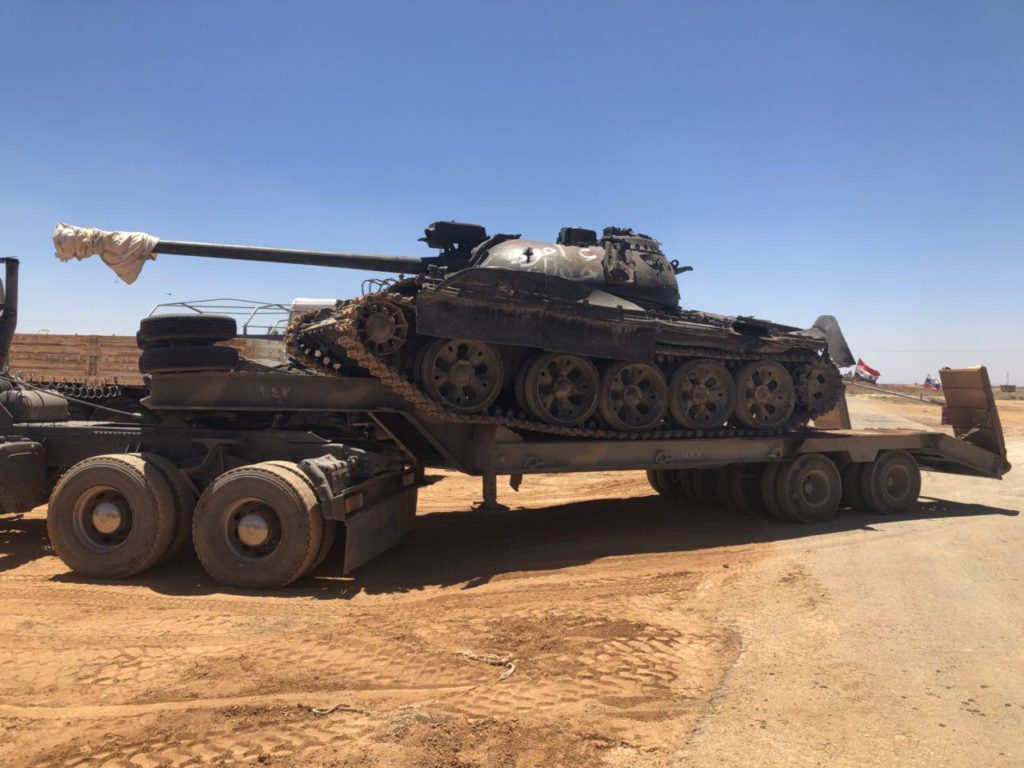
xmin=0 ymin=398 xmax=1020 ymax=767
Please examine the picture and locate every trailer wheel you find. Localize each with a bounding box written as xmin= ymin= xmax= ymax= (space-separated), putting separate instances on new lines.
xmin=775 ymin=454 xmax=842 ymax=523
xmin=47 ymin=454 xmax=177 ymax=578
xmin=139 ymin=345 xmax=239 ymax=374
xmin=840 ymin=462 xmax=867 ymax=510
xmin=859 ymin=450 xmax=921 ymax=515
xmin=760 ymin=463 xmax=788 ymax=521
xmin=715 ymin=468 xmax=738 ymax=511
xmin=727 ymin=464 xmax=767 ymax=516
xmin=145 ymin=454 xmax=198 ymax=563
xmin=193 ymin=462 xmax=324 ymax=589
xmin=686 ymin=469 xmax=715 ymax=506
xmin=137 ymin=314 xmax=237 ymax=347
xmin=647 ymin=468 xmax=688 ymax=499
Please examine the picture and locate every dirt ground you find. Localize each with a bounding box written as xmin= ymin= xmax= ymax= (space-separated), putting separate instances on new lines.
xmin=0 ymin=397 xmax=1021 ymax=767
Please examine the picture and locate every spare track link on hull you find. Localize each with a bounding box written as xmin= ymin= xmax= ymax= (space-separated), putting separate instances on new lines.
xmin=285 ymin=293 xmax=840 ymax=441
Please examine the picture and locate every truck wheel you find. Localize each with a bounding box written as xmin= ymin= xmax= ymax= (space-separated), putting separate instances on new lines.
xmin=137 ymin=314 xmax=237 ymax=347
xmin=193 ymin=463 xmax=324 ymax=589
xmin=47 ymin=454 xmax=177 ymax=578
xmin=145 ymin=454 xmax=198 ymax=563
xmin=727 ymin=464 xmax=767 ymax=516
xmin=840 ymin=463 xmax=867 ymax=510
xmin=760 ymin=463 xmax=788 ymax=521
xmin=261 ymin=461 xmax=337 ymax=574
xmin=859 ymin=450 xmax=921 ymax=515
xmin=139 ymin=345 xmax=239 ymax=374
xmin=775 ymin=454 xmax=842 ymax=523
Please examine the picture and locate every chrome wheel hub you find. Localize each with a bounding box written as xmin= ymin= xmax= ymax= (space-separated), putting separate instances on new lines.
xmin=91 ymin=500 xmax=125 ymax=534
xmin=237 ymin=512 xmax=271 ymax=547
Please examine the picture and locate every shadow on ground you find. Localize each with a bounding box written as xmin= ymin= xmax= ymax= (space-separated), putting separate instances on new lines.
xmin=32 ymin=491 xmax=1017 ymax=599
xmin=0 ymin=515 xmax=50 ymax=573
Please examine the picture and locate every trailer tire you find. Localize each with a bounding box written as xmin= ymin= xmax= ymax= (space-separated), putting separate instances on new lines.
xmin=840 ymin=462 xmax=867 ymax=510
xmin=193 ymin=462 xmax=323 ymax=589
xmin=139 ymin=345 xmax=239 ymax=374
xmin=775 ymin=454 xmax=842 ymax=523
xmin=760 ymin=463 xmax=788 ymax=521
xmin=859 ymin=450 xmax=921 ymax=515
xmin=137 ymin=314 xmax=237 ymax=347
xmin=47 ymin=454 xmax=177 ymax=578
xmin=727 ymin=464 xmax=767 ymax=516
xmin=145 ymin=454 xmax=198 ymax=563
xmin=715 ymin=468 xmax=738 ymax=511
xmin=647 ymin=468 xmax=679 ymax=496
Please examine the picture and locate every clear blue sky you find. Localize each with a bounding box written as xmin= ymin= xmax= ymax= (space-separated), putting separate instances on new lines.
xmin=1 ymin=1 xmax=1021 ymax=383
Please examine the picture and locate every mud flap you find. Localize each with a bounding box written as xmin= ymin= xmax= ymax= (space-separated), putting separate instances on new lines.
xmin=343 ymin=485 xmax=418 ymax=573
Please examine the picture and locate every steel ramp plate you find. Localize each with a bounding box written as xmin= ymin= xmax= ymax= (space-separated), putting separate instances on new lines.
xmin=939 ymin=366 xmax=1007 ymax=466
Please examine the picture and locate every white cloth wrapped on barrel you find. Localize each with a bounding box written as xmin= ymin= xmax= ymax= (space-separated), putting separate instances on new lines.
xmin=52 ymin=223 xmax=159 ymax=284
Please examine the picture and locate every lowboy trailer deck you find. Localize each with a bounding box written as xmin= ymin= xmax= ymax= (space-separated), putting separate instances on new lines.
xmin=0 ymin=256 xmax=1012 ymax=589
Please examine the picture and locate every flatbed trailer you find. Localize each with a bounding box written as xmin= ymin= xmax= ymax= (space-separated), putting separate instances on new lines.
xmin=0 ymin=257 xmax=1012 ymax=589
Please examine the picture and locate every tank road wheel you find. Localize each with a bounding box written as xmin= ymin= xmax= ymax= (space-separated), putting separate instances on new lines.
xmin=858 ymin=450 xmax=921 ymax=515
xmin=193 ymin=462 xmax=324 ymax=589
xmin=420 ymin=338 xmax=504 ymax=415
xmin=775 ymin=454 xmax=842 ymax=523
xmin=794 ymin=360 xmax=843 ymax=417
xmin=668 ymin=359 xmax=736 ymax=430
xmin=733 ymin=360 xmax=796 ymax=430
xmin=522 ymin=353 xmax=600 ymax=427
xmin=598 ymin=362 xmax=668 ymax=432
xmin=47 ymin=454 xmax=177 ymax=578
xmin=353 ymin=299 xmax=409 ymax=357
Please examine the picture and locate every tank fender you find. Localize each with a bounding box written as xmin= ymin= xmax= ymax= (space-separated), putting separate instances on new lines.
xmin=806 ymin=315 xmax=855 ymax=367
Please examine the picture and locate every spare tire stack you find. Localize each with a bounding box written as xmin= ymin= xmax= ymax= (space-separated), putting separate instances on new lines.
xmin=137 ymin=314 xmax=239 ymax=374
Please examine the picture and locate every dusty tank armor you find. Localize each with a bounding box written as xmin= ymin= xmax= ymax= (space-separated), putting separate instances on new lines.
xmin=284 ymin=220 xmax=854 ymax=438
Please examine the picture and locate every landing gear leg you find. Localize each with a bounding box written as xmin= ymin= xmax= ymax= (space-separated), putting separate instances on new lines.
xmin=475 ymin=472 xmax=510 ymax=512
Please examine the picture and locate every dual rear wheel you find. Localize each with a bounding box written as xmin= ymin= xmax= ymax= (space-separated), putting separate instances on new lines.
xmin=48 ymin=456 xmax=335 ymax=589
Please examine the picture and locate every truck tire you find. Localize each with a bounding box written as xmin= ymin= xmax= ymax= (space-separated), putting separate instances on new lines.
xmin=192 ymin=462 xmax=324 ymax=589
xmin=145 ymin=454 xmax=198 ymax=563
xmin=137 ymin=314 xmax=237 ymax=348
xmin=775 ymin=454 xmax=842 ymax=523
xmin=859 ymin=450 xmax=921 ymax=515
xmin=47 ymin=454 xmax=177 ymax=578
xmin=262 ymin=461 xmax=337 ymax=574
xmin=139 ymin=345 xmax=239 ymax=374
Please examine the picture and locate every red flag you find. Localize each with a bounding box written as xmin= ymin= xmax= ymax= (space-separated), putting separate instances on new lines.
xmin=856 ymin=358 xmax=880 ymax=378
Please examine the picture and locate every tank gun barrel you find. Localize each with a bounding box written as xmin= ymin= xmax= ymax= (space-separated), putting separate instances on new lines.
xmin=52 ymin=223 xmax=429 ymax=284
xmin=151 ymin=239 xmax=427 ymax=274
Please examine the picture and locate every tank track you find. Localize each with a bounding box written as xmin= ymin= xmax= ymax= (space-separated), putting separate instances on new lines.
xmin=285 ymin=293 xmax=842 ymax=441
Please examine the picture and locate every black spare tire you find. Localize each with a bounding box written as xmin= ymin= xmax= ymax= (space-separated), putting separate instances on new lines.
xmin=137 ymin=314 xmax=237 ymax=348
xmin=139 ymin=345 xmax=239 ymax=374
